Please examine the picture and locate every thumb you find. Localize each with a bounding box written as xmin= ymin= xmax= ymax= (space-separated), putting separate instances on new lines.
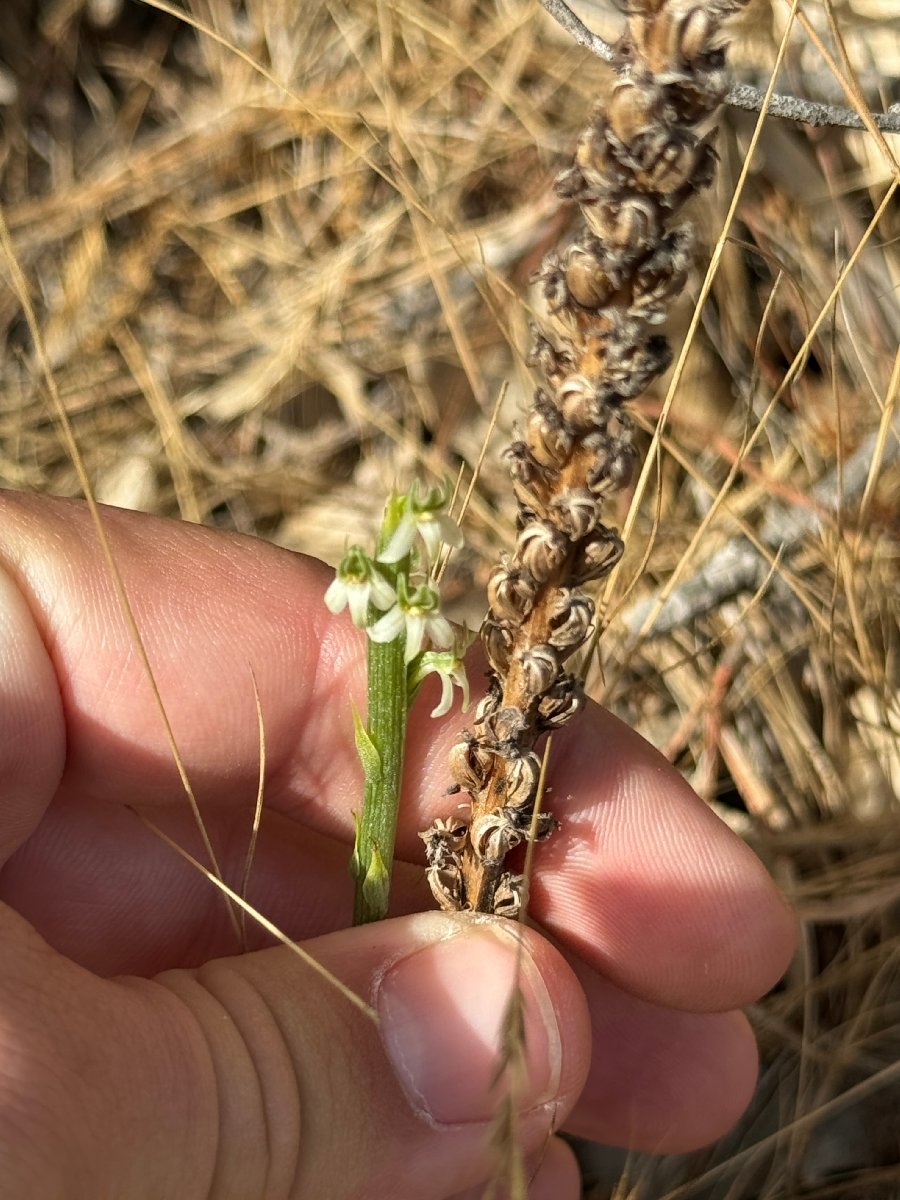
xmin=1 ymin=906 xmax=590 ymax=1200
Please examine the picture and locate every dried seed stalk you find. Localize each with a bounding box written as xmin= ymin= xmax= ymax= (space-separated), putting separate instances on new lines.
xmin=422 ymin=0 xmax=749 ymax=916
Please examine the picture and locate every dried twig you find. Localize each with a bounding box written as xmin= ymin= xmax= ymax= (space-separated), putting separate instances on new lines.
xmin=540 ymin=0 xmax=900 ymax=135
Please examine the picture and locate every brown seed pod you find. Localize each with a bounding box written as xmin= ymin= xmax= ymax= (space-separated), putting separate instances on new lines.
xmin=470 ymin=810 xmax=523 ymax=867
xmin=527 ymin=328 xmax=573 ymax=388
xmin=448 ymin=732 xmax=493 ymax=793
xmin=487 ymin=561 xmax=538 ymax=624
xmin=480 ymin=704 xmax=529 ymax=751
xmin=426 ymin=861 xmax=465 ymax=912
xmin=515 ymin=642 xmax=561 ymax=698
xmin=472 ymin=680 xmax=502 ymax=731
xmin=556 ymin=373 xmax=607 ymax=431
xmin=583 ymin=193 xmax=661 ymax=257
xmin=517 ymin=519 xmax=570 ymax=583
xmin=419 ymin=817 xmax=469 ymax=868
xmin=547 ymin=589 xmax=594 ymax=652
xmin=572 ymin=525 xmax=625 ymax=584
xmin=492 ymin=872 xmax=526 ymax=919
xmin=634 ymin=127 xmax=718 ymax=198
xmin=564 ymin=243 xmax=616 ymax=310
xmin=537 ymin=672 xmax=585 ymax=730
xmin=527 ymin=389 xmax=574 ymax=469
xmin=482 ymin=616 xmax=515 ymax=675
xmin=549 ymin=486 xmax=600 ymax=540
xmin=503 ymin=750 xmax=542 ymax=811
xmin=502 ymin=804 xmax=558 ymax=841
xmin=608 ymin=77 xmax=663 ymax=145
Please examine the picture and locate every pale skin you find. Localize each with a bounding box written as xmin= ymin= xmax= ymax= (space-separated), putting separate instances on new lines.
xmin=0 ymin=492 xmax=796 ymax=1199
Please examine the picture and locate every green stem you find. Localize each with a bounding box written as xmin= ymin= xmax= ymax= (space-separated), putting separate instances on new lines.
xmin=352 ymin=629 xmax=408 ymax=924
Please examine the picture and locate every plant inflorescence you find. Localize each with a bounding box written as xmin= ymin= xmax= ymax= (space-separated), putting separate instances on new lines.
xmin=422 ymin=0 xmax=751 ymax=917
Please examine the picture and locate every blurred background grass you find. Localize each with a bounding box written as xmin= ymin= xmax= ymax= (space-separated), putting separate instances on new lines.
xmin=1 ymin=0 xmax=898 ymax=1195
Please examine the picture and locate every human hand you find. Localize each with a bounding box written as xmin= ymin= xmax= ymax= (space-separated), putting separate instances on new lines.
xmin=0 ymin=492 xmax=795 ymax=1199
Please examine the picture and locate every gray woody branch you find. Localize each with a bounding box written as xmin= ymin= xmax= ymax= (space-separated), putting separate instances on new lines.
xmin=540 ymin=0 xmax=900 ymax=135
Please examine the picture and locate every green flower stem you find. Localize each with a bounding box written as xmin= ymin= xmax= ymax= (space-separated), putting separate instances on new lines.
xmin=351 ymin=493 xmax=410 ymax=926
xmin=352 ymin=628 xmax=408 ymax=924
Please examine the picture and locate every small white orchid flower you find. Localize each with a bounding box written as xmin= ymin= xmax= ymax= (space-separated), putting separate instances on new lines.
xmin=378 ymin=480 xmax=463 ymax=566
xmin=408 ymin=648 xmax=471 ymax=718
xmin=367 ymin=576 xmax=455 ymax=663
xmin=324 ymin=546 xmax=397 ymax=628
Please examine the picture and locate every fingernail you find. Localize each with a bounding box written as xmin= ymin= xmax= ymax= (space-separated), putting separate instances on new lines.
xmin=376 ymin=916 xmax=561 ymax=1125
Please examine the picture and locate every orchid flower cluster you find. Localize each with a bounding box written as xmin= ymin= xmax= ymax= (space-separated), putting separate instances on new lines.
xmin=324 ymin=482 xmax=471 ymax=923
xmin=325 ymin=482 xmax=470 ymax=716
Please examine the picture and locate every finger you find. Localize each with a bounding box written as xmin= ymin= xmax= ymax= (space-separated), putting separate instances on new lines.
xmin=516 ymin=712 xmax=798 ymax=1011
xmin=450 ymin=1134 xmax=581 ymax=1200
xmin=563 ymin=958 xmax=759 ymax=1152
xmin=0 ymin=905 xmax=590 ymax=1200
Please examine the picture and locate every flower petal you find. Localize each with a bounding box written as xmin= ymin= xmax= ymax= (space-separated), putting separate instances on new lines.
xmin=367 ymin=605 xmax=406 ymax=644
xmin=404 ymin=613 xmax=427 ymax=662
xmin=424 ymin=613 xmax=455 ymax=650
xmin=346 ymin=582 xmax=372 ymax=628
xmin=430 ymin=672 xmax=455 ymax=718
xmin=324 ymin=577 xmax=348 ymax=614
xmin=378 ymin=511 xmax=417 ymax=564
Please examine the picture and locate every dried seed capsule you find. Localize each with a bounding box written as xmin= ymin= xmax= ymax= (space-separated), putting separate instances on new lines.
xmin=564 ymin=243 xmax=616 ymax=310
xmin=482 ymin=617 xmax=514 ymax=676
xmin=557 ymin=374 xmax=606 ymax=432
xmin=527 ymin=328 xmax=573 ymax=388
xmin=517 ymin=520 xmax=569 ymax=583
xmin=547 ymin=590 xmax=594 ymax=653
xmin=502 ymin=804 xmax=558 ymax=841
xmin=419 ymin=817 xmax=468 ymax=868
xmin=608 ymin=77 xmax=662 ymax=145
xmin=537 ymin=671 xmax=585 ymax=730
xmin=583 ymin=194 xmax=660 ymax=257
xmin=527 ymin=390 xmax=573 ymax=469
xmin=554 ymin=163 xmax=590 ymax=202
xmin=572 ymin=525 xmax=625 ymax=584
xmin=503 ymin=751 xmax=542 ymax=811
xmin=470 ymin=810 xmax=523 ymax=866
xmin=487 ymin=561 xmax=538 ymax=624
xmin=448 ymin=732 xmax=493 ymax=793
xmin=472 ymin=681 xmax=502 ymax=730
xmin=492 ymin=872 xmax=527 ymax=919
xmin=673 ymin=5 xmax=718 ymax=66
xmin=426 ymin=862 xmax=465 ymax=912
xmin=549 ymin=487 xmax=600 ymax=540
xmin=480 ymin=704 xmax=529 ymax=750
xmin=515 ymin=643 xmax=560 ymax=698
xmin=535 ymin=254 xmax=569 ymax=313
xmin=589 ymin=437 xmax=638 ymax=496
xmin=504 ymin=440 xmax=553 ymax=513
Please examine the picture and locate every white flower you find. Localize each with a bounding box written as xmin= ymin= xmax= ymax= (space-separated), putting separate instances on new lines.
xmin=324 ymin=547 xmax=396 ymax=629
xmin=366 ymin=577 xmax=455 ymax=663
xmin=408 ymin=649 xmax=471 ymax=718
xmin=378 ymin=481 xmax=463 ymax=566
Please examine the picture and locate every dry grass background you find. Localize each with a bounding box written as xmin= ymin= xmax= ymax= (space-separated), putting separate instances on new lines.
xmin=1 ymin=0 xmax=898 ymax=1195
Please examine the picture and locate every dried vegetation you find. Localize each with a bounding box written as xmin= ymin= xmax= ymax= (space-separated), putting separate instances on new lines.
xmin=1 ymin=0 xmax=898 ymax=1195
